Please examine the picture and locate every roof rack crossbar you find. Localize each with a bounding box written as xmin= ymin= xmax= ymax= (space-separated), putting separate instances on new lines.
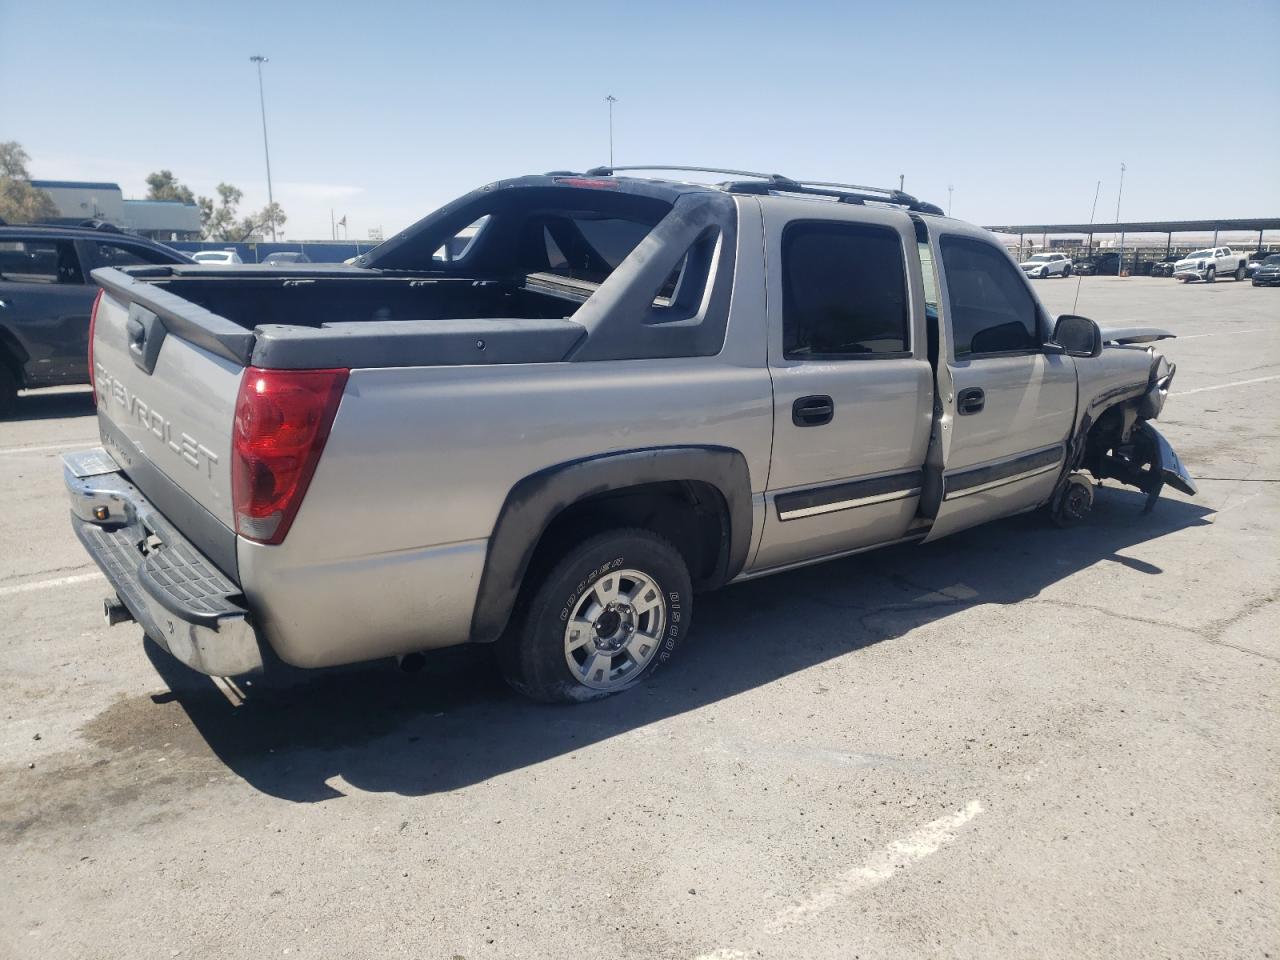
xmin=584 ymin=164 xmax=800 ymax=183
xmin=579 ymin=165 xmax=943 ymax=215
xmin=721 ymin=180 xmax=944 ymax=215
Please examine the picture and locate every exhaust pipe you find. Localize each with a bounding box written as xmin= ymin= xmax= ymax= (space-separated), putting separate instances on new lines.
xmin=103 ymin=597 xmax=135 ymax=627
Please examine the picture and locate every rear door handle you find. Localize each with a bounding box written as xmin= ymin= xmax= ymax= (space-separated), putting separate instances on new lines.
xmin=792 ymin=395 xmax=834 ymax=427
xmin=957 ymin=387 xmax=985 ymax=415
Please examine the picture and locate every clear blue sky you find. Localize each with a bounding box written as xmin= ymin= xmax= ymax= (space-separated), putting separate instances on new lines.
xmin=3 ymin=0 xmax=1277 ymax=240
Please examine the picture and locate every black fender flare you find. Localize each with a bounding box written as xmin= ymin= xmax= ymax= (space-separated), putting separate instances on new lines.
xmin=469 ymin=445 xmax=753 ymax=644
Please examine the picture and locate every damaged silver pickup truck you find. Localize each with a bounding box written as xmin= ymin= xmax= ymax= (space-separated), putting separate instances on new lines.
xmin=64 ymin=166 xmax=1196 ymax=702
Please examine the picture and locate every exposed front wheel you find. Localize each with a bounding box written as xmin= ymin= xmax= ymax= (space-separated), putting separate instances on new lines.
xmin=1205 ymin=266 xmax=1216 ymax=283
xmin=1063 ymin=265 xmax=1072 ymax=277
xmin=499 ymin=528 xmax=692 ymax=703
xmin=1235 ymin=263 xmax=1246 ymax=281
xmin=1051 ymin=473 xmax=1094 ymax=528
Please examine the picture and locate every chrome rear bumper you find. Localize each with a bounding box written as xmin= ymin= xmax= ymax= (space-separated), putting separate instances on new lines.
xmin=63 ymin=448 xmax=264 ymax=676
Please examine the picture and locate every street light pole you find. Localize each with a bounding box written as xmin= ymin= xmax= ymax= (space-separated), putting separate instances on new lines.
xmin=1115 ymin=161 xmax=1126 ymax=277
xmin=947 ymin=183 xmax=954 ymax=216
xmin=605 ymin=95 xmax=617 ymax=167
xmin=250 ymin=54 xmax=276 ymax=241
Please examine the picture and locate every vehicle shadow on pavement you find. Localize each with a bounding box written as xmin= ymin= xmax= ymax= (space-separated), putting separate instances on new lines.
xmin=146 ymin=486 xmax=1213 ymax=802
xmin=11 ymin=387 xmax=95 ymax=422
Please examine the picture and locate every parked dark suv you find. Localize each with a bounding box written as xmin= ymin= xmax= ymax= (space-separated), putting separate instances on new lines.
xmin=0 ymin=222 xmax=191 ymax=416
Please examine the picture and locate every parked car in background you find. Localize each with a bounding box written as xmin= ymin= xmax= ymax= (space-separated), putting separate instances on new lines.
xmin=1151 ymin=254 xmax=1183 ymax=278
xmin=1245 ymin=251 xmax=1272 ymax=278
xmin=0 ymin=223 xmax=190 ymax=417
xmin=1251 ymin=254 xmax=1280 ymax=287
xmin=263 ymin=251 xmax=312 ymax=265
xmin=1173 ymin=247 xmax=1247 ymax=282
xmin=64 ymin=168 xmax=1196 ymax=702
xmin=192 ymin=249 xmax=244 ymax=265
xmin=1073 ymin=253 xmax=1120 ymax=277
xmin=1019 ymin=252 xmax=1072 ymax=278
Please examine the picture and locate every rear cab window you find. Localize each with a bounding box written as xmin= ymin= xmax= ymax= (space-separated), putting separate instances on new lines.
xmin=0 ymin=239 xmax=84 ymax=284
xmin=781 ymin=221 xmax=910 ymax=359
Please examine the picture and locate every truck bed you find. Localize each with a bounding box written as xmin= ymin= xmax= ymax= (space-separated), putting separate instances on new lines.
xmin=93 ymin=265 xmax=589 ymax=369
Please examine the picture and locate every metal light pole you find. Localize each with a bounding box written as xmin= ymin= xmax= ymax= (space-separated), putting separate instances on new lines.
xmin=1115 ymin=162 xmax=1126 ymax=277
xmin=947 ymin=183 xmax=954 ymax=216
xmin=605 ymin=95 xmax=617 ymax=167
xmin=250 ymin=55 xmax=276 ymax=241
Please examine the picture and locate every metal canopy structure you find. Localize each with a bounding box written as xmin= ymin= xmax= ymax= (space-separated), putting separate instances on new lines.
xmin=984 ymin=217 xmax=1280 ymax=236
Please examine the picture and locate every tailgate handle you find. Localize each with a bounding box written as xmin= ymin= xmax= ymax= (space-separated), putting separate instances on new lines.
xmin=126 ymin=304 xmax=166 ymax=375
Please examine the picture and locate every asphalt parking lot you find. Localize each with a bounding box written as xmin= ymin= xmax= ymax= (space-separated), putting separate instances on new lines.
xmin=2 ymin=276 xmax=1277 ymax=960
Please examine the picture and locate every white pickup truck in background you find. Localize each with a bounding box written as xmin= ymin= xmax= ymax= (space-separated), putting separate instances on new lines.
xmin=1173 ymin=246 xmax=1248 ymax=282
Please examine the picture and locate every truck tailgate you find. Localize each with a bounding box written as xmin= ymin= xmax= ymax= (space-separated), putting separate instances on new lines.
xmin=91 ymin=276 xmax=248 ymax=564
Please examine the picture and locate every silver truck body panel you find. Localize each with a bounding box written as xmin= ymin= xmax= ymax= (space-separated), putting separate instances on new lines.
xmin=92 ymin=293 xmax=241 ymax=529
xmin=753 ymin=196 xmax=934 ymax=570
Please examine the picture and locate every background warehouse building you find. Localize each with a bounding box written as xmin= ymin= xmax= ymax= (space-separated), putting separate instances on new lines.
xmin=30 ymin=179 xmax=202 ymax=241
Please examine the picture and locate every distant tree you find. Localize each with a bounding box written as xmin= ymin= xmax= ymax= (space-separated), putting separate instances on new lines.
xmin=0 ymin=141 xmax=58 ymax=224
xmin=253 ymin=201 xmax=287 ymax=239
xmin=199 ymin=182 xmax=244 ymax=240
xmin=196 ymin=182 xmax=286 ymax=241
xmin=145 ymin=169 xmax=195 ymax=205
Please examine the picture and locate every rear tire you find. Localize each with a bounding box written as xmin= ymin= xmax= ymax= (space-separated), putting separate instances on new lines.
xmin=1234 ymin=263 xmax=1246 ymax=281
xmin=1063 ymin=264 xmax=1072 ymax=277
xmin=498 ymin=528 xmax=692 ymax=703
xmin=0 ymin=360 xmax=18 ymax=420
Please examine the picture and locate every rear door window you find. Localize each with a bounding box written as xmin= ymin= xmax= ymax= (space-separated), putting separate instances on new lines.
xmin=939 ymin=236 xmax=1039 ymax=357
xmin=0 ymin=239 xmax=84 ymax=284
xmin=781 ymin=221 xmax=910 ymax=359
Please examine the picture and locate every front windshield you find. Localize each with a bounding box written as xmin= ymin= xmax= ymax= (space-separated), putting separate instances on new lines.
xmin=1266 ymin=255 xmax=1280 ymax=265
xmin=1027 ymin=255 xmax=1051 ymax=262
xmin=1186 ymin=250 xmax=1214 ymax=259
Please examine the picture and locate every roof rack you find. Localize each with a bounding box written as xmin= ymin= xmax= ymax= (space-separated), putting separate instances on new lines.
xmin=581 ymin=165 xmax=944 ymax=215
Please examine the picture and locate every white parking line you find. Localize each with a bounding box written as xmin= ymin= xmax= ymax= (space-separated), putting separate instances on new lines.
xmin=0 ymin=572 xmax=103 ymax=598
xmin=0 ymin=440 xmax=97 ymax=456
xmin=692 ymin=800 xmax=985 ymax=959
xmin=769 ymin=799 xmax=985 ymax=928
xmin=1179 ymin=374 xmax=1280 ymax=396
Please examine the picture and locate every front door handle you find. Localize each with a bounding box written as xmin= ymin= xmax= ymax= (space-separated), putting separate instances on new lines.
xmin=792 ymin=395 xmax=834 ymax=427
xmin=957 ymin=387 xmax=985 ymax=415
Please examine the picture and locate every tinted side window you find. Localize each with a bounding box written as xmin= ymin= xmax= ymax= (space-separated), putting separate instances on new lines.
xmin=95 ymin=242 xmax=170 ymax=267
xmin=939 ymin=236 xmax=1039 ymax=357
xmin=0 ymin=240 xmax=83 ymax=284
xmin=782 ymin=222 xmax=909 ymax=359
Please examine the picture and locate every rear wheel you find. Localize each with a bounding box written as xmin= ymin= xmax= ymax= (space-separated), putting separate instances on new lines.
xmin=1234 ymin=262 xmax=1246 ymax=281
xmin=1063 ymin=264 xmax=1072 ymax=277
xmin=1205 ymin=266 xmax=1216 ymax=283
xmin=0 ymin=360 xmax=18 ymax=419
xmin=498 ymin=528 xmax=692 ymax=703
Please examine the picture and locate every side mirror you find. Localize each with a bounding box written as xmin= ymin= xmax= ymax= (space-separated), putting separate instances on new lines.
xmin=1049 ymin=314 xmax=1103 ymax=358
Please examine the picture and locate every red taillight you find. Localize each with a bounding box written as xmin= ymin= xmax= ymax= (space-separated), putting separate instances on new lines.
xmin=231 ymin=366 xmax=349 ymax=545
xmin=88 ymin=288 xmax=104 ymax=404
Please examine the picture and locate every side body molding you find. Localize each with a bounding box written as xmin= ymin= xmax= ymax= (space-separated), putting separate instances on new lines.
xmin=470 ymin=445 xmax=753 ymax=644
